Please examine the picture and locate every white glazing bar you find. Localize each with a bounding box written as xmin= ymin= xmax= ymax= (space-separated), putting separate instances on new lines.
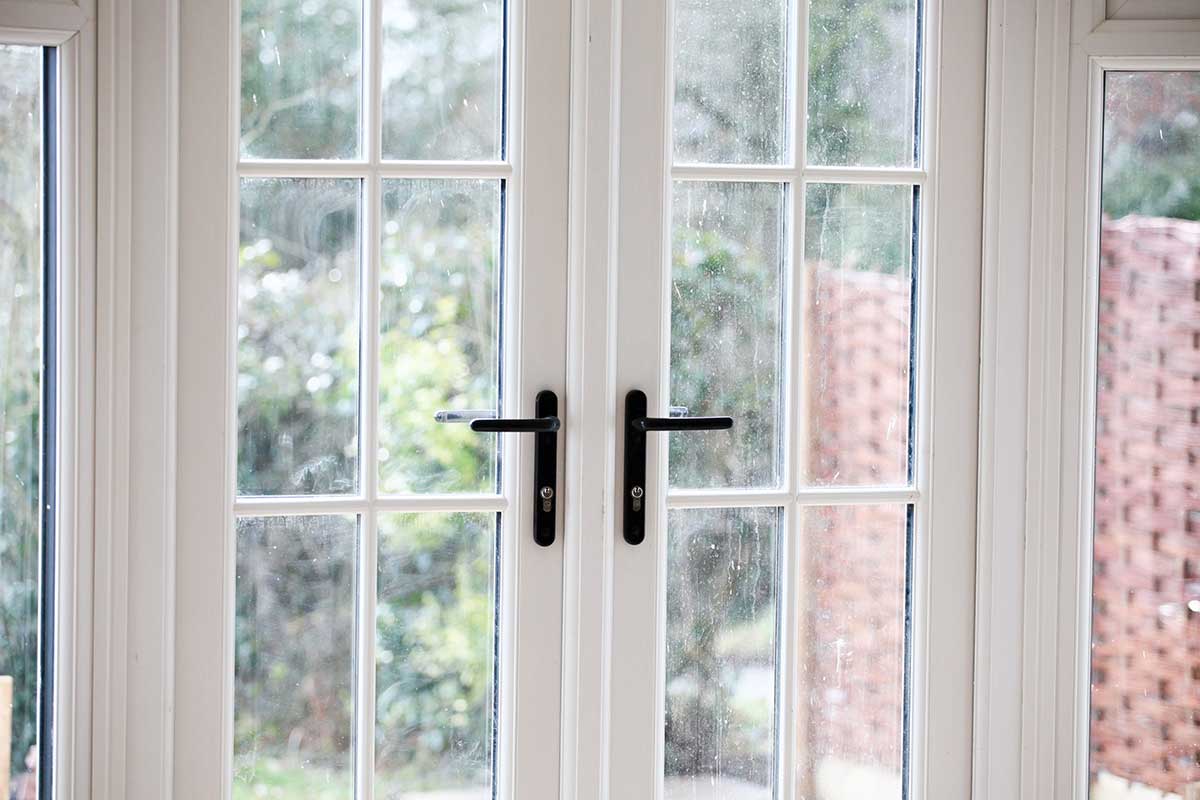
xmin=234 ymin=493 xmax=510 ymax=516
xmin=671 ymin=163 xmax=794 ymax=182
xmin=356 ymin=509 xmax=378 ymax=800
xmin=803 ymin=165 xmax=927 ymax=185
xmin=795 ymin=485 xmax=919 ymax=505
xmin=666 ymin=486 xmax=918 ymax=510
xmin=779 ymin=0 xmax=811 ymax=789
xmin=671 ymin=164 xmax=927 ymax=185
xmin=355 ymin=0 xmax=384 ymax=778
xmin=779 ymin=0 xmax=810 ymax=790
xmin=665 ymin=489 xmax=792 ymax=509
xmin=237 ymin=159 xmax=514 ymax=179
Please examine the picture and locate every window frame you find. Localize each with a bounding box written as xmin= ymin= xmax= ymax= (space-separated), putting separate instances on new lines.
xmin=975 ymin=2 xmax=1200 ymax=798
xmin=0 ymin=4 xmax=94 ymax=798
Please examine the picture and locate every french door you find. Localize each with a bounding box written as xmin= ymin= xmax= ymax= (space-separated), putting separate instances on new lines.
xmin=607 ymin=0 xmax=983 ymax=798
xmin=175 ymin=0 xmax=985 ymax=799
xmin=176 ymin=0 xmax=570 ymax=797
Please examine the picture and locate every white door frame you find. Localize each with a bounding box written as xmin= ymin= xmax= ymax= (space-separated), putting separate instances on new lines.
xmin=974 ymin=1 xmax=1200 ymax=798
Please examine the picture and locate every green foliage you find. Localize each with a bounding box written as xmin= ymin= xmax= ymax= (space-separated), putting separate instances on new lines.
xmin=233 ymin=516 xmax=356 ymax=791
xmin=241 ymin=0 xmax=362 ymax=158
xmin=238 ymin=178 xmax=361 ymax=495
xmin=673 ymin=0 xmax=787 ymax=163
xmin=374 ymin=513 xmax=494 ymax=792
xmin=807 ymin=0 xmax=918 ymax=167
xmin=669 ymin=183 xmax=784 ymax=490
xmin=379 ymin=0 xmax=503 ymax=160
xmin=1102 ymin=72 xmax=1200 ymax=222
xmin=376 ymin=181 xmax=499 ymax=495
xmin=665 ymin=509 xmax=778 ymax=785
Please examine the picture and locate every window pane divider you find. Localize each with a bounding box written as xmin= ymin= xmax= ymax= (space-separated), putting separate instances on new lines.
xmin=803 ymin=165 xmax=926 ymax=185
xmin=356 ymin=0 xmax=383 ymax=774
xmin=671 ymin=163 xmax=795 ymax=182
xmin=233 ymin=493 xmax=510 ymax=516
xmin=665 ymin=489 xmax=792 ymax=509
xmin=671 ymin=163 xmax=926 ymax=186
xmin=664 ymin=485 xmax=917 ymax=509
xmin=237 ymin=159 xmax=514 ymax=180
xmin=793 ymin=485 xmax=919 ymax=505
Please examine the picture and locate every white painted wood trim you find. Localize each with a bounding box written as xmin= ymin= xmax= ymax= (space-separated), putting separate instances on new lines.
xmin=975 ymin=2 xmax=1200 ymax=800
xmin=0 ymin=1 xmax=86 ymax=40
xmin=973 ymin=0 xmax=1038 ymax=796
xmin=0 ymin=9 xmax=97 ymax=798
xmin=558 ymin=0 xmax=621 ymax=798
xmin=173 ymin=0 xmax=237 ymax=795
xmin=55 ymin=25 xmax=97 ymax=800
xmin=1107 ymin=0 xmax=1200 ymax=20
xmin=92 ymin=0 xmax=180 ymax=797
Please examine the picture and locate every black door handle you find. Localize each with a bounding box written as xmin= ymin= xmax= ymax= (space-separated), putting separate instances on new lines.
xmin=633 ymin=416 xmax=733 ymax=432
xmin=623 ymin=389 xmax=733 ymax=545
xmin=470 ymin=416 xmax=560 ymax=433
xmin=435 ymin=390 xmax=560 ymax=547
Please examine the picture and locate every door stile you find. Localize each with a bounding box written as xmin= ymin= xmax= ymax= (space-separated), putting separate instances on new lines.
xmin=609 ymin=0 xmax=674 ymax=797
xmin=504 ymin=0 xmax=572 ymax=797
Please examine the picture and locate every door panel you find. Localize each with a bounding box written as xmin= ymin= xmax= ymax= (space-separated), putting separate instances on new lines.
xmin=176 ymin=0 xmax=570 ymax=796
xmin=610 ymin=1 xmax=985 ymax=798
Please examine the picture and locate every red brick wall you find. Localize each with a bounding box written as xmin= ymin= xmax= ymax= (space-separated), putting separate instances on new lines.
xmin=1089 ymin=215 xmax=1200 ymax=793
xmin=805 ymin=265 xmax=911 ymax=779
xmin=805 ymin=216 xmax=1200 ymax=794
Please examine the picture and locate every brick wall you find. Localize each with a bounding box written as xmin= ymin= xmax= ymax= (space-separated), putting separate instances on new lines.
xmin=1090 ymin=215 xmax=1200 ymax=794
xmin=805 ymin=215 xmax=1200 ymax=795
xmin=805 ymin=265 xmax=910 ymax=783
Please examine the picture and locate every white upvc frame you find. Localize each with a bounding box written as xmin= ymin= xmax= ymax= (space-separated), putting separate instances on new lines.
xmin=602 ymin=0 xmax=987 ymax=797
xmin=173 ymin=0 xmax=572 ymax=797
xmin=975 ymin=1 xmax=1200 ymax=798
xmin=0 ymin=4 xmax=97 ymax=798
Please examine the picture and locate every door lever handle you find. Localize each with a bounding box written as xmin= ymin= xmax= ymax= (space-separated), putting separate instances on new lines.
xmin=434 ymin=390 xmax=560 ymax=547
xmin=469 ymin=416 xmax=560 ymax=433
xmin=632 ymin=415 xmax=732 ymax=433
xmin=623 ymin=389 xmax=734 ymax=545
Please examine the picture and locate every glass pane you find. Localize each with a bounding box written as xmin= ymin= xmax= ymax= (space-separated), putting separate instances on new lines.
xmin=799 ymin=505 xmax=908 ymax=799
xmin=381 ymin=0 xmax=504 ymax=161
xmin=378 ymin=180 xmax=501 ymax=495
xmin=670 ymin=181 xmax=785 ymax=489
xmin=664 ymin=507 xmax=779 ymax=800
xmin=1089 ymin=71 xmax=1200 ymax=798
xmin=803 ymin=183 xmax=913 ymax=486
xmin=240 ymin=0 xmax=362 ymax=159
xmin=375 ymin=512 xmax=497 ymax=798
xmin=234 ymin=515 xmax=357 ymax=799
xmin=238 ymin=178 xmax=361 ymax=496
xmin=0 ymin=44 xmax=43 ymax=800
xmin=806 ymin=0 xmax=919 ymax=167
xmin=672 ymin=0 xmax=788 ymax=165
